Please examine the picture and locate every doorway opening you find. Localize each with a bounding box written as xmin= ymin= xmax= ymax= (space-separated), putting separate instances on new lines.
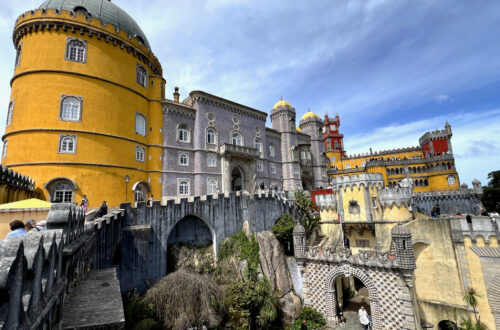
xmin=231 ymin=167 xmax=243 ymax=191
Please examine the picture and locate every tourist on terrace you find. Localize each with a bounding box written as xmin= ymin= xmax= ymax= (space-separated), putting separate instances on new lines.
xmin=81 ymin=195 xmax=89 ymax=213
xmin=96 ymin=201 xmax=108 ymax=218
xmin=147 ymin=194 xmax=154 ymax=207
xmin=6 ymin=220 xmax=28 ymax=238
xmin=358 ymin=305 xmax=370 ymax=330
xmin=24 ymin=219 xmax=36 ymax=232
xmin=33 ymin=220 xmax=47 ymax=232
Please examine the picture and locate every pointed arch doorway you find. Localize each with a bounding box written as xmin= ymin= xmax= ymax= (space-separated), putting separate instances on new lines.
xmin=231 ymin=167 xmax=243 ymax=191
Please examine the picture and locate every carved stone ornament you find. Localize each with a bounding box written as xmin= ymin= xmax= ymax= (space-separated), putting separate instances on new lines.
xmin=377 ymin=252 xmax=389 ymax=264
xmin=337 ymin=247 xmax=352 ymax=259
xmin=358 ymin=250 xmax=370 ymax=263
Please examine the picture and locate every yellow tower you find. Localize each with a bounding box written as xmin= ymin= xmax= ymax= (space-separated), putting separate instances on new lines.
xmin=2 ymin=0 xmax=165 ymax=206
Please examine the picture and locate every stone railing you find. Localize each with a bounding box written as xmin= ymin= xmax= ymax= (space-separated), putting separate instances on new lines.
xmin=449 ymin=216 xmax=499 ymax=243
xmin=305 ymin=246 xmax=396 ymax=269
xmin=365 ymin=154 xmax=454 ymax=168
xmin=0 ymin=203 xmax=126 ymax=329
xmin=219 ymin=143 xmax=260 ymax=159
xmin=330 ymin=173 xmax=384 ymax=189
xmin=378 ymin=186 xmax=412 ymax=208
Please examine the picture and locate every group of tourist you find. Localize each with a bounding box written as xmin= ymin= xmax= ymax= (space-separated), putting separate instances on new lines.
xmin=334 ymin=303 xmax=373 ymax=329
xmin=5 ymin=218 xmax=47 ymax=238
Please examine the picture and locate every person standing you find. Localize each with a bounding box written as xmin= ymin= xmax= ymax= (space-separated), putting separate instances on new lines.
xmin=337 ymin=303 xmax=346 ymax=326
xmin=147 ymin=194 xmax=154 ymax=207
xmin=97 ymin=201 xmax=108 ymax=218
xmin=358 ymin=306 xmax=370 ymax=330
xmin=81 ymin=195 xmax=89 ymax=213
xmin=300 ymin=319 xmax=307 ymax=330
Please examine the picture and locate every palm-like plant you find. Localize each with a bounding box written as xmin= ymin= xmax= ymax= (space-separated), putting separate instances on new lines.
xmin=463 ymin=287 xmax=481 ymax=324
xmin=294 ymin=191 xmax=320 ymax=238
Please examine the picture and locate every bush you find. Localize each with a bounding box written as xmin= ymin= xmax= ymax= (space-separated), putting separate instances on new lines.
xmin=288 ymin=306 xmax=326 ymax=330
xmin=218 ymin=231 xmax=260 ymax=280
xmin=272 ymin=214 xmax=296 ymax=254
xmin=294 ymin=191 xmax=320 ymax=238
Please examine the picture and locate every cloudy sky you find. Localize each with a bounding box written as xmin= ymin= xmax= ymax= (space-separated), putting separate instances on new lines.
xmin=0 ymin=0 xmax=499 ymax=185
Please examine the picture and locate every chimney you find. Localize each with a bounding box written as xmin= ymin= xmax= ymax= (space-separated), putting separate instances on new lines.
xmin=173 ymin=86 xmax=180 ymax=102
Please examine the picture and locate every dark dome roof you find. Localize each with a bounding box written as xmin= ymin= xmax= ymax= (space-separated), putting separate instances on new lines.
xmin=391 ymin=223 xmax=411 ymax=236
xmin=39 ymin=0 xmax=150 ymax=49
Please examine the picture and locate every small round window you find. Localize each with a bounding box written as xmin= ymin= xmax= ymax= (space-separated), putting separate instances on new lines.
xmin=254 ymin=125 xmax=261 ymax=133
xmin=207 ymin=113 xmax=215 ymax=121
xmin=232 ymin=115 xmax=240 ymax=124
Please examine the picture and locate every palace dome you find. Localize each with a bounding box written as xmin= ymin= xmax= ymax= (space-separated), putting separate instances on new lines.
xmin=296 ymin=127 xmax=303 ymax=133
xmin=39 ymin=0 xmax=150 ymax=49
xmin=273 ymin=99 xmax=292 ymax=110
xmin=301 ymin=110 xmax=319 ymax=121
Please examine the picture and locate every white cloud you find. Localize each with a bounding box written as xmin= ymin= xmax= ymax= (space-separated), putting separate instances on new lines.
xmin=435 ymin=94 xmax=449 ymax=104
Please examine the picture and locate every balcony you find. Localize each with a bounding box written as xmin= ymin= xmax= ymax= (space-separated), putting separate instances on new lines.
xmin=219 ymin=143 xmax=260 ymax=159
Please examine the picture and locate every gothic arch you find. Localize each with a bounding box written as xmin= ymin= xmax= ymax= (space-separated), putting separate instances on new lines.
xmin=323 ymin=264 xmax=381 ymax=328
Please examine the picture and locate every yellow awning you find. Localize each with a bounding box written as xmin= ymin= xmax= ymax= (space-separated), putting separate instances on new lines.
xmin=0 ymin=198 xmax=51 ymax=210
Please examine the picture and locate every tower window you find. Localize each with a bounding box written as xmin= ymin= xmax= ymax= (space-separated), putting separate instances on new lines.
xmin=269 ymin=144 xmax=275 ymax=157
xmin=331 ymin=156 xmax=336 ymax=162
xmin=66 ymin=38 xmax=87 ymax=63
xmin=178 ymin=179 xmax=189 ymax=195
xmin=257 ymin=161 xmax=262 ymax=172
xmin=179 ymin=153 xmax=189 ymax=166
xmin=136 ymin=64 xmax=148 ymax=87
xmin=178 ymin=123 xmax=190 ymax=142
xmin=207 ymin=178 xmax=217 ymax=195
xmin=447 ymin=175 xmax=456 ymax=185
xmin=2 ymin=139 xmax=7 ymax=159
xmin=207 ymin=127 xmax=216 ymax=145
xmin=15 ymin=43 xmax=22 ymax=67
xmin=136 ymin=146 xmax=145 ymax=162
xmin=135 ymin=113 xmax=146 ymax=136
xmin=53 ymin=182 xmax=74 ymax=203
xmin=231 ymin=131 xmax=243 ymax=146
xmin=6 ymin=101 xmax=13 ymax=126
xmin=255 ymin=138 xmax=262 ymax=152
xmin=59 ymin=135 xmax=77 ymax=153
xmin=60 ymin=96 xmax=82 ymax=122
xmin=207 ymin=154 xmax=216 ymax=167
xmin=301 ymin=151 xmax=306 ymax=159
xmin=270 ymin=164 xmax=276 ymax=174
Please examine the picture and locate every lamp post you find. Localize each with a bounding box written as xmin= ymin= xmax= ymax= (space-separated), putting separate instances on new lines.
xmin=124 ymin=175 xmax=130 ymax=202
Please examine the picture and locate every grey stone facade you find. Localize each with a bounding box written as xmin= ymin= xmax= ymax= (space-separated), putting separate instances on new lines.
xmin=161 ymin=91 xmax=327 ymax=201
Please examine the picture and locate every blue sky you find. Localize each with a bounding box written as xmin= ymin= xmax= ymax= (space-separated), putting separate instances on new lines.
xmin=0 ymin=0 xmax=499 ymax=186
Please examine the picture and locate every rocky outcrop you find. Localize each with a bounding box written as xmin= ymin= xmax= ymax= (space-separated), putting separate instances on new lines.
xmin=255 ymin=231 xmax=301 ymax=326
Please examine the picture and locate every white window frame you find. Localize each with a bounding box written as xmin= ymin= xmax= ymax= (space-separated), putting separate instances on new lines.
xmin=177 ymin=123 xmax=190 ymax=143
xmin=53 ymin=182 xmax=74 ymax=203
xmin=207 ymin=154 xmax=216 ymax=167
xmin=58 ymin=135 xmax=77 ymax=154
xmin=65 ymin=38 xmax=87 ymax=63
xmin=255 ymin=138 xmax=262 ymax=152
xmin=231 ymin=131 xmax=243 ymax=146
xmin=207 ymin=178 xmax=218 ymax=195
xmin=345 ymin=163 xmax=351 ymax=169
xmin=294 ymin=164 xmax=299 ymax=174
xmin=269 ymin=144 xmax=275 ymax=157
xmin=6 ymin=101 xmax=13 ymax=126
xmin=60 ymin=95 xmax=82 ymax=122
xmin=179 ymin=152 xmax=189 ymax=166
xmin=178 ymin=178 xmax=190 ymax=196
xmin=135 ymin=146 xmax=145 ymax=162
xmin=300 ymin=151 xmax=306 ymax=159
xmin=15 ymin=43 xmax=22 ymax=67
xmin=2 ymin=139 xmax=7 ymax=159
xmin=135 ymin=113 xmax=146 ymax=136
xmin=206 ymin=127 xmax=216 ymax=145
xmin=257 ymin=161 xmax=263 ymax=172
xmin=448 ymin=175 xmax=456 ymax=185
xmin=331 ymin=156 xmax=336 ymax=162
xmin=136 ymin=63 xmax=148 ymax=87
xmin=270 ymin=163 xmax=276 ymax=174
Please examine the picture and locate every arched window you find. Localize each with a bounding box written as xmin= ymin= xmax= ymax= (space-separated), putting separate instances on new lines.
xmin=448 ymin=175 xmax=456 ymax=185
xmin=135 ymin=113 xmax=146 ymax=136
xmin=301 ymin=151 xmax=306 ymax=159
xmin=6 ymin=101 xmax=13 ymax=126
xmin=207 ymin=154 xmax=216 ymax=167
xmin=257 ymin=161 xmax=262 ymax=172
xmin=270 ymin=163 xmax=276 ymax=173
xmin=207 ymin=178 xmax=217 ymax=195
xmin=59 ymin=135 xmax=76 ymax=153
xmin=2 ymin=139 xmax=7 ymax=159
xmin=135 ymin=146 xmax=145 ymax=161
xmin=66 ymin=38 xmax=87 ymax=63
xmin=178 ymin=123 xmax=190 ymax=142
xmin=136 ymin=64 xmax=147 ymax=87
xmin=15 ymin=44 xmax=22 ymax=67
xmin=179 ymin=153 xmax=188 ymax=165
xmin=53 ymin=182 xmax=73 ymax=203
xmin=206 ymin=128 xmax=216 ymax=145
xmin=60 ymin=96 xmax=81 ymax=121
xmin=255 ymin=138 xmax=262 ymax=152
xmin=307 ymin=152 xmax=311 ymax=160
xmin=178 ymin=179 xmax=189 ymax=195
xmin=231 ymin=132 xmax=242 ymax=146
xmin=269 ymin=144 xmax=275 ymax=157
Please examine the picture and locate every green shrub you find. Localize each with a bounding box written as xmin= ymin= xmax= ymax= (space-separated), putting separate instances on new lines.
xmin=272 ymin=214 xmax=296 ymax=254
xmin=288 ymin=306 xmax=326 ymax=330
xmin=294 ymin=191 xmax=320 ymax=238
xmin=218 ymin=231 xmax=260 ymax=279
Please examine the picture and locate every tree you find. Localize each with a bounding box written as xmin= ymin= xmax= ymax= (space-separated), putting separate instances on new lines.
xmin=463 ymin=287 xmax=481 ymax=324
xmin=294 ymin=191 xmax=320 ymax=238
xmin=481 ymin=170 xmax=500 ymax=212
xmin=272 ymin=214 xmax=296 ymax=254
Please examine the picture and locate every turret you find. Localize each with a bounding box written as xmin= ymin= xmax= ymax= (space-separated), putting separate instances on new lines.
xmin=472 ymin=179 xmax=483 ymax=196
xmin=300 ymin=110 xmax=328 ymax=188
xmin=391 ymin=223 xmax=416 ymax=270
xmin=293 ymin=223 xmax=307 ymax=260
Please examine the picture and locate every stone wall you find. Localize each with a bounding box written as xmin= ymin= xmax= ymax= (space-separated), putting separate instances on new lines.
xmin=0 ymin=166 xmax=38 ymax=204
xmin=412 ymin=189 xmax=482 ymax=216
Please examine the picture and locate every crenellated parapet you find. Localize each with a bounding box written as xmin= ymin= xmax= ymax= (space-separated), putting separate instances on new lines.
xmin=330 ymin=173 xmax=384 ymax=191
xmin=305 ymin=246 xmax=396 ymax=269
xmin=343 ymin=146 xmax=420 ymax=159
xmin=378 ymin=186 xmax=412 ymax=208
xmin=412 ymin=189 xmax=482 ymax=216
xmin=0 ymin=166 xmax=36 ymax=191
xmin=449 ymin=216 xmax=499 ymax=244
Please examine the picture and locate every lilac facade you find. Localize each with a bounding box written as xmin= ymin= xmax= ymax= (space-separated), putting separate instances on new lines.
xmin=161 ymin=90 xmax=328 ymax=200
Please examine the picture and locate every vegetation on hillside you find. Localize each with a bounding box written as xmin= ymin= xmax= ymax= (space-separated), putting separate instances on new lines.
xmin=481 ymin=170 xmax=500 ymax=213
xmin=287 ymin=306 xmax=326 ymax=330
xmin=272 ymin=214 xmax=296 ymax=255
xmin=294 ymin=190 xmax=320 ymax=238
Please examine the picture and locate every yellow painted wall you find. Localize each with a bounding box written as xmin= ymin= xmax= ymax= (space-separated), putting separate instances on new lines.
xmin=3 ymin=9 xmax=165 ymax=206
xmin=382 ymin=203 xmax=412 ymax=221
xmin=0 ymin=209 xmax=49 ymax=239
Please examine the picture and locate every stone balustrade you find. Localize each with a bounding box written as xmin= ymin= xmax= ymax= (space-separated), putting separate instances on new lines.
xmin=219 ymin=143 xmax=260 ymax=159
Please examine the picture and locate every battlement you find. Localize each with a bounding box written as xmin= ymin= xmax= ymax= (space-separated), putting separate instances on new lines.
xmin=344 ymin=146 xmax=421 ymax=159
xmin=0 ymin=166 xmax=35 ymax=191
xmin=330 ymin=173 xmax=384 ymax=190
xmin=378 ymin=186 xmax=412 ymax=208
xmin=449 ymin=216 xmax=499 ymax=243
xmin=363 ymin=153 xmax=454 ymax=168
xmin=419 ymin=127 xmax=451 ymax=146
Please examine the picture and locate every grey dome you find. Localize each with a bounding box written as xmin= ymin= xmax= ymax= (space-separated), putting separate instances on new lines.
xmin=293 ymin=223 xmax=306 ymax=234
xmin=39 ymin=0 xmax=150 ymax=49
xmin=391 ymin=223 xmax=411 ymax=237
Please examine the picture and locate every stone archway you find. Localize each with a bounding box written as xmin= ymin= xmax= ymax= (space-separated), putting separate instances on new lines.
xmin=323 ymin=265 xmax=381 ymax=329
xmin=231 ymin=167 xmax=243 ymax=191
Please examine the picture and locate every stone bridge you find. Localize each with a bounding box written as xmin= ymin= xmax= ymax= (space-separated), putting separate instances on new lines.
xmin=0 ymin=191 xmax=293 ymax=329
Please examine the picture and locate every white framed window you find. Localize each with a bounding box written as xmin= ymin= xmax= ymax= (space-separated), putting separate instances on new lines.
xmin=207 ymin=178 xmax=217 ymax=195
xmin=135 ymin=113 xmax=146 ymax=136
xmin=60 ymin=96 xmax=82 ymax=122
xmin=294 ymin=164 xmax=299 ymax=173
xmin=206 ymin=127 xmax=216 ymax=145
xmin=345 ymin=163 xmax=351 ymax=169
xmin=255 ymin=138 xmax=262 ymax=152
xmin=448 ymin=175 xmax=456 ymax=185
xmin=178 ymin=179 xmax=190 ymax=195
xmin=136 ymin=146 xmax=145 ymax=162
xmin=270 ymin=163 xmax=276 ymax=174
xmin=59 ymin=135 xmax=77 ymax=153
xmin=231 ymin=131 xmax=243 ymax=146
xmin=6 ymin=101 xmax=13 ymax=126
xmin=66 ymin=38 xmax=87 ymax=63
xmin=361 ymin=161 xmax=366 ymax=167
xmin=15 ymin=43 xmax=22 ymax=67
xmin=178 ymin=123 xmax=190 ymax=142
xmin=307 ymin=152 xmax=311 ymax=160
xmin=269 ymin=144 xmax=275 ymax=157
xmin=54 ymin=182 xmax=73 ymax=202
xmin=257 ymin=161 xmax=263 ymax=172
xmin=2 ymin=140 xmax=7 ymax=159
xmin=330 ymin=124 xmax=337 ymax=131
xmin=232 ymin=115 xmax=240 ymax=124
xmin=136 ymin=63 xmax=147 ymax=87
xmin=207 ymin=154 xmax=216 ymax=167
xmin=179 ymin=153 xmax=189 ymax=166
xmin=301 ymin=151 xmax=306 ymax=159
xmin=331 ymin=156 xmax=336 ymax=162
xmin=322 ymin=126 xmax=326 ymax=133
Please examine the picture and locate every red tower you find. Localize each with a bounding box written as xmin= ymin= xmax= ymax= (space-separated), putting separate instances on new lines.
xmin=323 ymin=114 xmax=346 ymax=157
